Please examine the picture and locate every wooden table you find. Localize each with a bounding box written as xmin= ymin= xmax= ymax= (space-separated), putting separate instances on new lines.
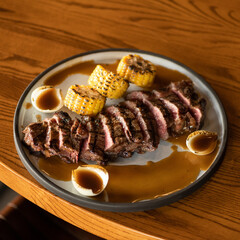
xmin=0 ymin=0 xmax=240 ymax=239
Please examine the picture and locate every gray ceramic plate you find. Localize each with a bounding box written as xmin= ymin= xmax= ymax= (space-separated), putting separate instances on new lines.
xmin=14 ymin=49 xmax=227 ymax=212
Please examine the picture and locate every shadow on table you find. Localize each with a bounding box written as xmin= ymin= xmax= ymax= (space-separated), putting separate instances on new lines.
xmin=0 ymin=194 xmax=104 ymax=240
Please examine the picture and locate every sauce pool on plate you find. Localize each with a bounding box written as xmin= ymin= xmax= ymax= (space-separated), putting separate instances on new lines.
xmin=35 ymin=87 xmax=60 ymax=110
xmin=24 ymin=102 xmax=32 ymax=109
xmin=74 ymin=169 xmax=103 ymax=194
xmin=190 ymin=134 xmax=218 ymax=152
xmin=43 ymin=59 xmax=189 ymax=88
xmin=38 ymin=135 xmax=218 ymax=203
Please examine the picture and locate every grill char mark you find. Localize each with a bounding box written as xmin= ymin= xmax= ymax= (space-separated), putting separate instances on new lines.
xmin=169 ymin=80 xmax=206 ymax=128
xmin=120 ymin=100 xmax=159 ymax=152
xmin=152 ymin=88 xmax=197 ymax=136
xmin=126 ymin=91 xmax=173 ymax=140
xmin=22 ymin=122 xmax=48 ymax=153
xmin=79 ymin=117 xmax=104 ymax=164
xmin=105 ymin=105 xmax=143 ymax=144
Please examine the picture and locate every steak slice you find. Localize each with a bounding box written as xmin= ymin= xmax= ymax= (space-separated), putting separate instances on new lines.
xmin=98 ymin=113 xmax=114 ymax=151
xmin=52 ymin=112 xmax=79 ymax=163
xmin=109 ymin=105 xmax=143 ymax=154
xmin=98 ymin=113 xmax=129 ymax=157
xmin=152 ymin=88 xmax=197 ymax=135
xmin=22 ymin=121 xmax=48 ymax=153
xmin=70 ymin=118 xmax=88 ymax=153
xmin=105 ymin=105 xmax=143 ymax=143
xmin=120 ymin=100 xmax=159 ymax=152
xmin=126 ymin=91 xmax=173 ymax=140
xmin=169 ymin=80 xmax=206 ymax=128
xmin=43 ymin=117 xmax=60 ymax=158
xmin=79 ymin=116 xmax=104 ymax=164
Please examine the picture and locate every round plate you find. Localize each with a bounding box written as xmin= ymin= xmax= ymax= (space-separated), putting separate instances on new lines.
xmin=14 ymin=49 xmax=227 ymax=212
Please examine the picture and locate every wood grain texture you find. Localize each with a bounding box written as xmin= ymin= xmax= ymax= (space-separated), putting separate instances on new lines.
xmin=0 ymin=0 xmax=240 ymax=239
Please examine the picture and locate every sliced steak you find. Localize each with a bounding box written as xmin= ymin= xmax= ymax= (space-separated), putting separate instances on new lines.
xmin=70 ymin=118 xmax=88 ymax=153
xmin=43 ymin=117 xmax=60 ymax=158
xmin=98 ymin=113 xmax=114 ymax=151
xmin=126 ymin=91 xmax=173 ymax=140
xmin=105 ymin=105 xmax=143 ymax=143
xmin=98 ymin=113 xmax=129 ymax=156
xmin=79 ymin=117 xmax=104 ymax=164
xmin=169 ymin=80 xmax=206 ymax=128
xmin=120 ymin=100 xmax=159 ymax=152
xmin=152 ymin=88 xmax=197 ymax=135
xmin=22 ymin=121 xmax=48 ymax=153
xmin=23 ymin=112 xmax=88 ymax=163
xmin=53 ymin=112 xmax=79 ymax=163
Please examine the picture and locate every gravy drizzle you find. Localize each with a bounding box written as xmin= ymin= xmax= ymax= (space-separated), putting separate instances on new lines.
xmin=24 ymin=102 xmax=32 ymax=109
xmin=43 ymin=59 xmax=190 ymax=88
xmin=39 ymin=137 xmax=218 ymax=203
xmin=35 ymin=114 xmax=42 ymax=122
xmin=35 ymin=87 xmax=60 ymax=110
xmin=43 ymin=60 xmax=120 ymax=86
xmin=38 ymin=156 xmax=79 ymax=181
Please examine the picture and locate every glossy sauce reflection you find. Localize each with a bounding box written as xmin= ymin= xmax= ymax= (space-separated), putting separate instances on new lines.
xmin=190 ymin=134 xmax=218 ymax=152
xmin=35 ymin=88 xmax=60 ymax=110
xmin=74 ymin=169 xmax=103 ymax=194
xmin=38 ymin=156 xmax=79 ymax=181
xmin=103 ymin=145 xmax=218 ymax=203
xmin=167 ymin=133 xmax=189 ymax=150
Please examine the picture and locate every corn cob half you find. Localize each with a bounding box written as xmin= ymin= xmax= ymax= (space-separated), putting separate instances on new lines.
xmin=117 ymin=54 xmax=156 ymax=87
xmin=88 ymin=65 xmax=129 ymax=99
xmin=64 ymin=85 xmax=105 ymax=116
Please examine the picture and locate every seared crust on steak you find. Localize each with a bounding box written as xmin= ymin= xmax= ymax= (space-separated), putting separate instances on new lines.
xmin=152 ymin=88 xmax=197 ymax=136
xmin=169 ymin=80 xmax=206 ymax=128
xmin=126 ymin=91 xmax=173 ymax=140
xmin=120 ymin=100 xmax=159 ymax=153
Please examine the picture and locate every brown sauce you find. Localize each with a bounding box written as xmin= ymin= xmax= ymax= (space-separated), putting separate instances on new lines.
xmin=24 ymin=102 xmax=32 ymax=109
xmin=148 ymin=65 xmax=190 ymax=90
xmin=35 ymin=88 xmax=60 ymax=110
xmin=167 ymin=133 xmax=189 ymax=150
xmin=43 ymin=59 xmax=188 ymax=88
xmin=190 ymin=134 xmax=218 ymax=152
xmin=35 ymin=114 xmax=42 ymax=122
xmin=74 ymin=169 xmax=103 ymax=194
xmin=43 ymin=60 xmax=120 ymax=86
xmin=102 ymin=145 xmax=218 ymax=203
xmin=38 ymin=156 xmax=79 ymax=181
xmin=38 ymin=143 xmax=218 ymax=203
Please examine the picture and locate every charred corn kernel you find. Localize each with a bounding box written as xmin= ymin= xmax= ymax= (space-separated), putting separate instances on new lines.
xmin=64 ymin=85 xmax=105 ymax=116
xmin=88 ymin=65 xmax=129 ymax=99
xmin=117 ymin=54 xmax=156 ymax=87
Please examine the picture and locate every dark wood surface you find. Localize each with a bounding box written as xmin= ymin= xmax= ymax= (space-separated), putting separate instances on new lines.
xmin=0 ymin=0 xmax=240 ymax=239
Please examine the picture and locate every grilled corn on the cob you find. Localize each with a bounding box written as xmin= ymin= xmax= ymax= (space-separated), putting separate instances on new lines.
xmin=88 ymin=65 xmax=129 ymax=99
xmin=64 ymin=85 xmax=105 ymax=116
xmin=117 ymin=54 xmax=156 ymax=87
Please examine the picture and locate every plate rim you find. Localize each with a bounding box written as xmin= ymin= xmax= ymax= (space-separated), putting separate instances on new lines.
xmin=13 ymin=48 xmax=228 ymax=212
